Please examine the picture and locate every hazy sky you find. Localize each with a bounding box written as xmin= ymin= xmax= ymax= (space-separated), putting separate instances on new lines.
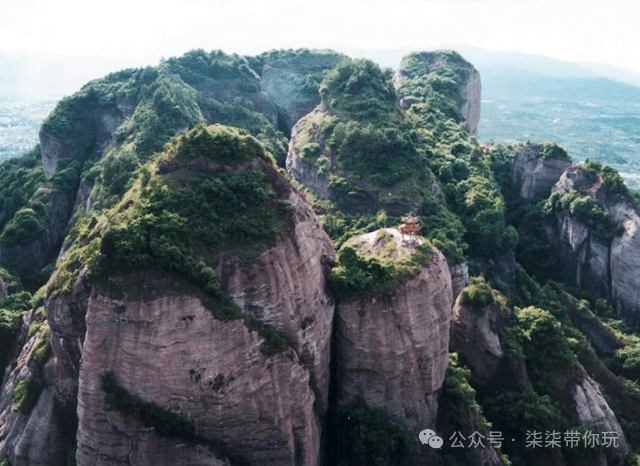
xmin=2 ymin=0 xmax=640 ymax=74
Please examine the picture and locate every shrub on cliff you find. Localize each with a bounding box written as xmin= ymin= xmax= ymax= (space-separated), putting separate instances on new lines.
xmin=515 ymin=306 xmax=580 ymax=395
xmin=460 ymin=275 xmax=495 ymax=308
xmin=544 ymin=190 xmax=616 ymax=239
xmin=540 ymin=142 xmax=571 ymax=161
xmin=0 ymin=206 xmax=46 ymax=245
xmin=101 ymin=371 xmax=195 ymax=440
xmin=52 ymin=124 xmax=290 ymax=346
xmin=327 ymin=235 xmax=431 ymax=299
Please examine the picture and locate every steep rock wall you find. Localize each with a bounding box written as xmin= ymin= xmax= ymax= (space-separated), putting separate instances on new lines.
xmin=257 ymin=51 xmax=344 ymax=132
xmin=334 ymin=230 xmax=453 ymax=431
xmin=459 ymin=66 xmax=482 ymax=137
xmin=286 ymin=111 xmax=332 ymax=201
xmin=571 ymin=367 xmax=628 ymax=466
xmin=77 ymin=289 xmax=318 ymax=466
xmin=40 ymin=106 xmax=125 ymax=177
xmin=511 ymin=144 xmax=572 ymax=200
xmin=0 ymin=268 xmax=90 ymax=466
xmin=219 ymin=187 xmax=336 ymax=416
xmin=550 ymin=166 xmax=640 ymax=321
xmin=451 ymin=293 xmax=529 ymax=392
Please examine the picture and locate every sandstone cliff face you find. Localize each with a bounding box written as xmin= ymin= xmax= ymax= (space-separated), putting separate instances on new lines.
xmin=286 ymin=111 xmax=333 ymax=201
xmin=548 ymin=166 xmax=640 ymax=321
xmin=219 ymin=187 xmax=336 ymax=416
xmin=256 ymin=51 xmax=344 ymax=132
xmin=512 ymin=149 xmax=640 ymax=321
xmin=40 ymin=106 xmax=125 ymax=177
xmin=511 ymin=144 xmax=572 ymax=200
xmin=334 ymin=229 xmax=453 ymax=431
xmin=543 ymin=210 xmax=612 ymax=298
xmin=0 ymin=269 xmax=90 ymax=466
xmin=285 ymin=110 xmax=422 ymax=216
xmin=451 ymin=292 xmax=529 ymax=392
xmin=572 ymin=367 xmax=628 ymax=466
xmin=448 ymin=260 xmax=470 ymax=300
xmin=77 ymin=289 xmax=318 ymax=466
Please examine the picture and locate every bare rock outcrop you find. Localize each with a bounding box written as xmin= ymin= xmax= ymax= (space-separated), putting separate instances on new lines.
xmin=511 ymin=147 xmax=640 ymax=321
xmin=334 ymin=229 xmax=453 ymax=431
xmin=77 ymin=289 xmax=319 ymax=466
xmin=219 ymin=186 xmax=336 ymax=416
xmin=451 ymin=292 xmax=529 ymax=392
xmin=572 ymin=367 xmax=628 ymax=466
xmin=547 ymin=165 xmax=640 ymax=321
xmin=0 ymin=268 xmax=90 ymax=466
xmin=285 ymin=110 xmax=422 ymax=216
xmin=511 ymin=143 xmax=572 ymax=200
xmin=448 ymin=260 xmax=470 ymax=300
xmin=255 ymin=50 xmax=344 ymax=132
xmin=286 ymin=110 xmax=333 ymax=201
xmin=40 ymin=105 xmax=125 ymax=177
xmin=460 ymin=66 xmax=482 ymax=137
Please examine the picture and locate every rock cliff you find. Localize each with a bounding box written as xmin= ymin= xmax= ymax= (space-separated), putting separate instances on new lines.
xmin=77 ymin=286 xmax=319 ymax=466
xmin=510 ymin=143 xmax=572 ymax=200
xmin=512 ymin=147 xmax=640 ymax=321
xmin=40 ymin=104 xmax=125 ymax=177
xmin=549 ymin=165 xmax=640 ymax=321
xmin=218 ymin=186 xmax=336 ymax=416
xmin=451 ymin=292 xmax=529 ymax=392
xmin=1 ymin=124 xmax=338 ymax=466
xmin=571 ymin=367 xmax=628 ymax=466
xmin=0 ymin=187 xmax=76 ymax=282
xmin=334 ymin=229 xmax=453 ymax=431
xmin=254 ymin=50 xmax=345 ymax=133
xmin=0 ymin=268 xmax=90 ymax=466
xmin=395 ymin=51 xmax=482 ymax=136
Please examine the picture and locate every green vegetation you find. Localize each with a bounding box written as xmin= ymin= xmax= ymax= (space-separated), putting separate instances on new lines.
xmin=439 ymin=353 xmax=488 ymax=434
xmin=0 ymin=147 xmax=45 ymax=232
xmin=544 ymin=190 xmax=616 ymax=239
xmin=540 ymin=142 xmax=571 ymax=161
xmin=516 ymin=306 xmax=581 ymax=395
xmin=327 ymin=232 xmax=431 ymax=298
xmin=160 ymin=122 xmax=273 ymax=165
xmin=101 ymin=371 xmax=195 ymax=440
xmin=296 ymin=55 xmax=513 ymax=262
xmin=460 ymin=275 xmax=495 ymax=308
xmin=322 ymin=59 xmax=397 ymax=121
xmin=397 ymin=51 xmax=471 ymax=122
xmin=52 ymin=124 xmax=289 ymax=347
xmin=0 ymin=204 xmax=48 ymax=245
xmin=584 ymin=160 xmax=631 ymax=196
xmin=0 ymin=291 xmax=33 ymax=380
xmin=332 ymin=405 xmax=418 ymax=466
xmin=483 ymin=388 xmax=567 ymax=466
xmin=12 ymin=378 xmax=39 ymax=414
xmin=32 ymin=323 xmax=51 ymax=364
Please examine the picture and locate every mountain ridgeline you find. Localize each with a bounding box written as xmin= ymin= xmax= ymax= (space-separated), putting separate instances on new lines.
xmin=0 ymin=48 xmax=639 ymax=466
